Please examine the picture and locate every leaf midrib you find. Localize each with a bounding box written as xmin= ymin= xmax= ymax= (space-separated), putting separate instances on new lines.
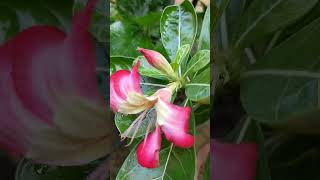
xmin=243 ymin=69 xmax=320 ymax=79
xmin=235 ymin=0 xmax=283 ymax=47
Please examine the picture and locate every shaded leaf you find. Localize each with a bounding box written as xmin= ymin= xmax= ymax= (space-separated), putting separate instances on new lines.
xmin=241 ymin=17 xmax=320 ymax=133
xmin=233 ymin=0 xmax=317 ymax=48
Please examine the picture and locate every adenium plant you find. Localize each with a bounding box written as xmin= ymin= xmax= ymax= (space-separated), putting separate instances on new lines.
xmin=110 ymin=48 xmax=194 ymax=168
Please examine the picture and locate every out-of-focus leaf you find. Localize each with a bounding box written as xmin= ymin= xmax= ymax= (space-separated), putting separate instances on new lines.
xmin=233 ymin=0 xmax=317 ymax=48
xmin=15 ymin=158 xmax=102 ymax=180
xmin=0 ymin=0 xmax=73 ymax=43
xmin=241 ymin=17 xmax=320 ymax=134
xmin=73 ymin=0 xmax=108 ymax=42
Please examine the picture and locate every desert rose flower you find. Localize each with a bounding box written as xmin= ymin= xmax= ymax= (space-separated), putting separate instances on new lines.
xmin=0 ymin=0 xmax=115 ymax=166
xmin=110 ymin=60 xmax=194 ymax=168
xmin=211 ymin=140 xmax=258 ymax=180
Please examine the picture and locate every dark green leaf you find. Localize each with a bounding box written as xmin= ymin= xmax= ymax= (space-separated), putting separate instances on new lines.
xmin=241 ymin=17 xmax=320 ymax=134
xmin=233 ymin=0 xmax=317 ymax=48
xmin=117 ymin=0 xmax=173 ymax=20
xmin=110 ymin=56 xmax=135 ymax=74
xmin=73 ymin=0 xmax=108 ymax=42
xmin=110 ymin=21 xmax=153 ymax=57
xmin=15 ymin=158 xmax=101 ymax=180
xmin=0 ymin=0 xmax=72 ymax=43
xmin=160 ymin=0 xmax=197 ymax=61
xmin=268 ymin=135 xmax=320 ymax=180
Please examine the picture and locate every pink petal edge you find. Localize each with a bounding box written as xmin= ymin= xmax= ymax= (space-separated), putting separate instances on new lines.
xmin=156 ymin=99 xmax=194 ymax=148
xmin=136 ymin=126 xmax=162 ymax=168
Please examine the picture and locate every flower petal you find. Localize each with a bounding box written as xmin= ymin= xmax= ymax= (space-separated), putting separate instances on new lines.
xmin=136 ymin=126 xmax=162 ymax=168
xmin=137 ymin=48 xmax=174 ymax=76
xmin=156 ymin=99 xmax=194 ymax=148
xmin=211 ymin=140 xmax=258 ymax=180
xmin=10 ymin=0 xmax=103 ymax=124
xmin=110 ymin=62 xmax=148 ymax=113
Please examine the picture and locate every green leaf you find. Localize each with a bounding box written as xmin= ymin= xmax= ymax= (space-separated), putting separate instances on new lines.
xmin=116 ymin=100 xmax=196 ymax=180
xmin=241 ymin=17 xmax=320 ymax=134
xmin=134 ymin=56 xmax=168 ymax=80
xmin=203 ymin=156 xmax=210 ymax=180
xmin=114 ymin=109 xmax=156 ymax=138
xmin=110 ymin=21 xmax=153 ymax=57
xmin=194 ymin=104 xmax=210 ymax=125
xmin=172 ymin=44 xmax=191 ymax=72
xmin=184 ymin=50 xmax=210 ymax=77
xmin=160 ymin=0 xmax=197 ymax=61
xmin=15 ymin=158 xmax=102 ymax=180
xmin=268 ymin=135 xmax=320 ymax=180
xmin=233 ymin=0 xmax=317 ymax=48
xmin=110 ymin=56 xmax=135 ymax=74
xmin=198 ymin=6 xmax=210 ymax=50
xmin=117 ymin=0 xmax=173 ymax=20
xmin=73 ymin=0 xmax=108 ymax=42
xmin=0 ymin=0 xmax=72 ymax=43
xmin=186 ymin=68 xmax=210 ymax=104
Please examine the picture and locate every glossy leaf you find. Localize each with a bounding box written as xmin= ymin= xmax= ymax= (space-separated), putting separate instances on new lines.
xmin=198 ymin=6 xmax=210 ymax=50
xmin=116 ymin=101 xmax=196 ymax=180
xmin=172 ymin=44 xmax=191 ymax=72
xmin=114 ymin=109 xmax=156 ymax=138
xmin=160 ymin=0 xmax=197 ymax=61
xmin=241 ymin=17 xmax=320 ymax=133
xmin=110 ymin=56 xmax=135 ymax=74
xmin=110 ymin=21 xmax=153 ymax=57
xmin=233 ymin=0 xmax=317 ymax=48
xmin=186 ymin=68 xmax=210 ymax=104
xmin=184 ymin=50 xmax=210 ymax=77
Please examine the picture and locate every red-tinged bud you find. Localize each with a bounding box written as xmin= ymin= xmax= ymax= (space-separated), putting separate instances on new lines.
xmin=137 ymin=48 xmax=175 ymax=77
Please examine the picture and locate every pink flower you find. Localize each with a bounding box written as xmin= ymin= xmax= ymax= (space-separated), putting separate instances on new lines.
xmin=0 ymin=0 xmax=114 ymax=165
xmin=110 ymin=60 xmax=194 ymax=168
xmin=211 ymin=140 xmax=258 ymax=180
